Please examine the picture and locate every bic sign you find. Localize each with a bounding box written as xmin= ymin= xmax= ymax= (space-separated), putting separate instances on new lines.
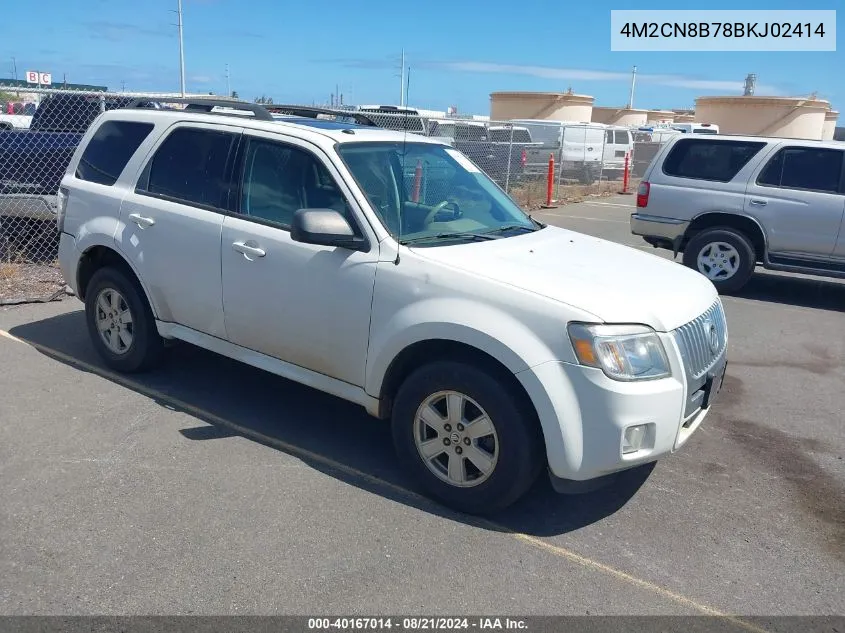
xmin=25 ymin=71 xmax=52 ymax=85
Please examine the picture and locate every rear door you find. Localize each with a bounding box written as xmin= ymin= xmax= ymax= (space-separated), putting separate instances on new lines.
xmin=744 ymin=145 xmax=845 ymax=257
xmin=118 ymin=122 xmax=241 ymax=339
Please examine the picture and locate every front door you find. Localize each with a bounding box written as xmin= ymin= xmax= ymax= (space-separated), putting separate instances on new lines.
xmin=118 ymin=122 xmax=241 ymax=339
xmin=220 ymin=133 xmax=378 ymax=387
xmin=744 ymin=145 xmax=845 ymax=257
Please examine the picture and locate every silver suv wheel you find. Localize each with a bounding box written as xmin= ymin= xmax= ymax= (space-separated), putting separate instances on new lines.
xmin=413 ymin=390 xmax=499 ymax=488
xmin=696 ymin=241 xmax=740 ymax=281
xmin=94 ymin=287 xmax=134 ymax=355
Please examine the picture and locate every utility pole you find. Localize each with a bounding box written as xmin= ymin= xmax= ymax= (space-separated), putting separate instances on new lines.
xmin=121 ymin=80 xmax=126 ymax=93
xmin=226 ymin=64 xmax=231 ymax=97
xmin=399 ymin=48 xmax=405 ymax=107
xmin=177 ymin=0 xmax=186 ymax=97
xmin=627 ymin=65 xmax=637 ymax=109
xmin=11 ymin=57 xmax=17 ymax=80
xmin=405 ymin=66 xmax=411 ymax=108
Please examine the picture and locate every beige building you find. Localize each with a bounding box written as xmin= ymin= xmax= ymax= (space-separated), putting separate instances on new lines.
xmin=489 ymin=91 xmax=593 ymax=122
xmin=646 ymin=110 xmax=675 ymax=124
xmin=694 ymin=95 xmax=830 ymax=139
xmin=591 ymin=107 xmax=648 ymax=126
xmin=822 ymin=110 xmax=839 ymax=140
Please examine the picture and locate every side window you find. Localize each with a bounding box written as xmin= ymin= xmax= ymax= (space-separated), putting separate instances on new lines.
xmin=757 ymin=147 xmax=843 ymax=194
xmin=662 ymin=138 xmax=766 ymax=182
xmin=240 ymin=138 xmax=357 ymax=231
xmin=615 ymin=130 xmax=629 ymax=145
xmin=76 ymin=121 xmax=154 ymax=186
xmin=139 ymin=127 xmax=236 ymax=209
xmin=605 ymin=130 xmax=614 ymax=144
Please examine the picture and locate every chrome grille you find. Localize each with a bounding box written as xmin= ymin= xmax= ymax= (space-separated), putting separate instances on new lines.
xmin=673 ymin=300 xmax=728 ymax=380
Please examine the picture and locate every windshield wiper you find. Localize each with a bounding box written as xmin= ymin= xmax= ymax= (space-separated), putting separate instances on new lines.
xmin=399 ymin=232 xmax=500 ymax=246
xmin=482 ymin=223 xmax=542 ymax=236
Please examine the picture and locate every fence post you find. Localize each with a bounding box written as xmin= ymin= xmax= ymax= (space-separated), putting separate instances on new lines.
xmin=541 ymin=153 xmax=557 ymax=208
xmin=504 ymin=122 xmax=514 ymax=194
xmin=619 ymin=151 xmax=633 ymax=195
xmin=412 ymin=159 xmax=422 ymax=202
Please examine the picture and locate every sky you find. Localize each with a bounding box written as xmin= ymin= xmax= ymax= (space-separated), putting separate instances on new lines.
xmin=0 ymin=0 xmax=841 ymax=116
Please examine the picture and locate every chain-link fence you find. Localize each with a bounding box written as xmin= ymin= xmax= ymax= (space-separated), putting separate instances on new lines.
xmin=0 ymin=84 xmax=647 ymax=302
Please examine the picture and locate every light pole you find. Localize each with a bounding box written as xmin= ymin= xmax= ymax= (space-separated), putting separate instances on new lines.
xmin=627 ymin=65 xmax=637 ymax=109
xmin=177 ymin=0 xmax=186 ymax=97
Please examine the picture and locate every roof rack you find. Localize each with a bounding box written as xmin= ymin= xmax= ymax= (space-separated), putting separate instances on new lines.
xmin=125 ymin=97 xmax=275 ymax=121
xmin=266 ymin=105 xmax=380 ymax=127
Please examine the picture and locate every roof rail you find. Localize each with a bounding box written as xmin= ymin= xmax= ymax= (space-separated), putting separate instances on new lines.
xmin=125 ymin=97 xmax=275 ymax=121
xmin=267 ymin=104 xmax=380 ymax=127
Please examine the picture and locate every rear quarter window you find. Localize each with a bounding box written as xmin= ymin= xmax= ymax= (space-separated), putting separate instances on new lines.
xmin=662 ymin=138 xmax=766 ymax=182
xmin=75 ymin=120 xmax=155 ymax=186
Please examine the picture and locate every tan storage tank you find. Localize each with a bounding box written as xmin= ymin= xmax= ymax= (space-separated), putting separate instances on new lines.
xmin=490 ymin=91 xmax=594 ymax=122
xmin=822 ymin=110 xmax=839 ymax=140
xmin=647 ymin=110 xmax=675 ymax=124
xmin=694 ymin=96 xmax=829 ymax=139
xmin=591 ymin=107 xmax=648 ymax=126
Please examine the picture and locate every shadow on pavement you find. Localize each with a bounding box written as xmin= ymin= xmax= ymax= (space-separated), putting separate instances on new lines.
xmin=733 ymin=271 xmax=844 ymax=312
xmin=10 ymin=309 xmax=653 ymax=538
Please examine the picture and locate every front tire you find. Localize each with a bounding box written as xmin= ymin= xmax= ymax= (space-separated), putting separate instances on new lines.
xmin=84 ymin=267 xmax=165 ymax=373
xmin=392 ymin=361 xmax=544 ymax=515
xmin=682 ymin=227 xmax=756 ymax=294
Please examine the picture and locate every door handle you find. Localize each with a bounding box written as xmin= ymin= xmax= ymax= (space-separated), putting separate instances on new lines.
xmin=232 ymin=241 xmax=266 ymax=259
xmin=749 ymin=199 xmax=768 ymax=206
xmin=128 ymin=213 xmax=155 ymax=228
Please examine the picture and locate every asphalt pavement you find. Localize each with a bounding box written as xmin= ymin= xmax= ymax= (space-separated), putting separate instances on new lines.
xmin=1 ymin=195 xmax=843 ymax=621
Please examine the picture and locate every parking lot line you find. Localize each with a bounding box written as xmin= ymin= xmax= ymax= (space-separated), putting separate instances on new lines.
xmin=0 ymin=326 xmax=769 ymax=631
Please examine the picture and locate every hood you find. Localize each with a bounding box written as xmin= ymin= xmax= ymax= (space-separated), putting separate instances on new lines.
xmin=411 ymin=225 xmax=718 ymax=332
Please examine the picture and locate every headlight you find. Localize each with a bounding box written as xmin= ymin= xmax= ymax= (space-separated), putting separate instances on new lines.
xmin=567 ymin=323 xmax=671 ymax=381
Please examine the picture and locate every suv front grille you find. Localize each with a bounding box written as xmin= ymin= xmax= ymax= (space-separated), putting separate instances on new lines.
xmin=673 ymin=300 xmax=727 ymax=380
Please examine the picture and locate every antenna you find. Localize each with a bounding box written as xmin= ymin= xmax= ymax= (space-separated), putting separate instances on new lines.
xmin=405 ymin=66 xmax=411 ymax=107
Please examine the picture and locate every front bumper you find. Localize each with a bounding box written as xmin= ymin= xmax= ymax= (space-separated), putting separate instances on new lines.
xmin=630 ymin=213 xmax=689 ymax=244
xmin=517 ymin=302 xmax=728 ymax=486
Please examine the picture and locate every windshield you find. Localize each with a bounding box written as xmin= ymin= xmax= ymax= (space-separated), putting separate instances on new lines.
xmin=337 ymin=141 xmax=538 ymax=245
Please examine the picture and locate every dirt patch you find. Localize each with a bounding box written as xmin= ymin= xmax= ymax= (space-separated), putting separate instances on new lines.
xmin=510 ymin=177 xmax=641 ymax=211
xmin=0 ymin=262 xmax=68 ymax=304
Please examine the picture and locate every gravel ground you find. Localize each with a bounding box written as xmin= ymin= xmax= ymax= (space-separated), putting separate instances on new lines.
xmin=0 ymin=262 xmax=68 ymax=304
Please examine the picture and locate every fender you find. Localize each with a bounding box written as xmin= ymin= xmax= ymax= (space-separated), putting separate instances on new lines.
xmin=365 ymin=296 xmax=570 ymax=398
xmin=74 ymin=218 xmax=161 ymax=322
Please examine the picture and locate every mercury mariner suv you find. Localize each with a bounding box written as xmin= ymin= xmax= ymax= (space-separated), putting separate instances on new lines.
xmin=56 ymin=99 xmax=729 ymax=514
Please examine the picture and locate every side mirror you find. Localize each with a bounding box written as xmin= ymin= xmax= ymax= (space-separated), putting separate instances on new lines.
xmin=290 ymin=208 xmax=367 ymax=251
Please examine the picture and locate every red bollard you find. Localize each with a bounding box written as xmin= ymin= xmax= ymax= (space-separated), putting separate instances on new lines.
xmin=541 ymin=153 xmax=557 ymax=208
xmin=619 ymin=151 xmax=633 ymax=195
xmin=412 ymin=159 xmax=422 ymax=202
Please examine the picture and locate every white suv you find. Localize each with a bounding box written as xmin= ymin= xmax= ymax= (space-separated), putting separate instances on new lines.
xmin=56 ymin=99 xmax=729 ymax=514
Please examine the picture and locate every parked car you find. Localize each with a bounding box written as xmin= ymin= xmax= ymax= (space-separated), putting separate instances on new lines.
xmin=511 ymin=119 xmax=605 ymax=184
xmin=601 ymin=126 xmax=635 ymax=178
xmin=670 ymin=123 xmax=720 ymax=135
xmin=0 ymin=94 xmax=155 ymax=222
xmin=57 ymin=99 xmax=728 ymax=514
xmin=632 ymin=134 xmax=845 ymax=292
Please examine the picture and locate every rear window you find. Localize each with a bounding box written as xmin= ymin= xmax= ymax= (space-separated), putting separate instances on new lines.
xmin=757 ymin=147 xmax=844 ymax=193
xmin=488 ymin=128 xmax=532 ymax=143
xmin=75 ymin=121 xmax=154 ymax=186
xmin=662 ymin=138 xmax=766 ymax=182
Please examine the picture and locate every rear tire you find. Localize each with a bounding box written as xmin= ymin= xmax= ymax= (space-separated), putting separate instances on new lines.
xmin=84 ymin=267 xmax=165 ymax=373
xmin=392 ymin=361 xmax=544 ymax=515
xmin=682 ymin=227 xmax=756 ymax=294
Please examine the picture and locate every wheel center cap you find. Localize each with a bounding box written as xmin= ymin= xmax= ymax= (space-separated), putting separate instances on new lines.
xmin=450 ymin=432 xmax=461 ymax=444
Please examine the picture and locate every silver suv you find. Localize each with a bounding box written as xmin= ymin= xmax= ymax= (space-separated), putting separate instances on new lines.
xmin=631 ymin=134 xmax=845 ymax=292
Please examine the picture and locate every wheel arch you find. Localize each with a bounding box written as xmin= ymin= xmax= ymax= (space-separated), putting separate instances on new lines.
xmin=683 ymin=212 xmax=767 ymax=261
xmin=76 ymin=243 xmax=157 ymax=319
